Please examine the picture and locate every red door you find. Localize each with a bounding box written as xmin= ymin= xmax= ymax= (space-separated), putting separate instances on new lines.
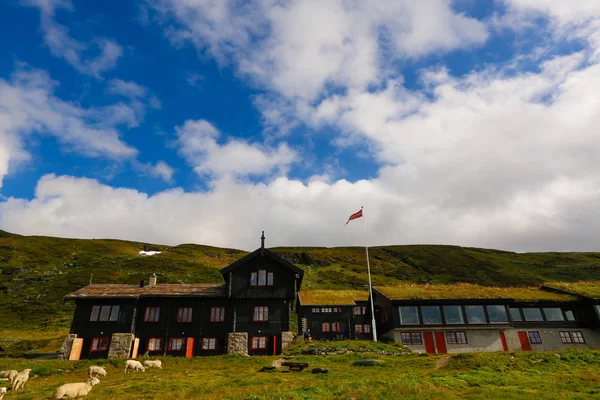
xmin=185 ymin=338 xmax=194 ymax=358
xmin=499 ymin=332 xmax=508 ymax=352
xmin=423 ymin=332 xmax=435 ymax=354
xmin=434 ymin=332 xmax=447 ymax=354
xmin=518 ymin=331 xmax=531 ymax=351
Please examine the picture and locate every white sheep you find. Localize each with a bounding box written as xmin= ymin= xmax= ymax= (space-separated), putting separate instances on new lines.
xmin=12 ymin=368 xmax=31 ymax=391
xmin=87 ymin=366 xmax=107 ymax=378
xmin=0 ymin=370 xmax=17 ymax=383
xmin=124 ymin=360 xmax=145 ymax=373
xmin=143 ymin=360 xmax=162 ymax=369
xmin=52 ymin=377 xmax=100 ymax=399
xmin=0 ymin=387 xmax=7 ymax=400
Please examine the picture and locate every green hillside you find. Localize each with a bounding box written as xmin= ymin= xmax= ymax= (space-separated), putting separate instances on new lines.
xmin=1 ymin=230 xmax=600 ymax=331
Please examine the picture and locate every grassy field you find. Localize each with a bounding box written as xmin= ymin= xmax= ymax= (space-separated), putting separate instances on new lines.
xmin=2 ymin=230 xmax=600 ymax=332
xmin=0 ymin=341 xmax=599 ymax=399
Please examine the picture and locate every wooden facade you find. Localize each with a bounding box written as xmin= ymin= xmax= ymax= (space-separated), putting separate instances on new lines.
xmin=64 ymin=233 xmax=304 ymax=358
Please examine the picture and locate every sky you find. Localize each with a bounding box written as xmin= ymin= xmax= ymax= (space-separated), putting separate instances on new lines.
xmin=0 ymin=0 xmax=600 ymax=252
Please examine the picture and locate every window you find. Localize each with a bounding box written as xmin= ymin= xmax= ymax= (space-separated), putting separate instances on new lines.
xmin=543 ymin=308 xmax=564 ymax=321
xmin=258 ymin=270 xmax=266 ymax=285
xmin=509 ymin=308 xmax=522 ymax=321
xmin=595 ymin=305 xmax=600 ymax=317
xmin=321 ymin=307 xmax=333 ymax=313
xmin=400 ymin=332 xmax=422 ymax=345
xmin=333 ymin=307 xmax=341 ymax=312
xmin=322 ymin=322 xmax=331 ymax=332
xmin=522 ymin=308 xmax=543 ymax=321
xmin=267 ymin=272 xmax=274 ymax=286
xmin=559 ymin=331 xmax=572 ymax=343
xmin=251 ymin=336 xmax=268 ymax=350
xmin=465 ymin=305 xmax=486 ymax=324
xmin=147 ymin=338 xmax=162 ymax=351
xmin=528 ymin=331 xmax=542 ymax=344
xmin=90 ymin=337 xmax=109 ymax=352
xmin=446 ymin=331 xmax=467 ymax=344
xmin=332 ymin=322 xmax=340 ymax=332
xmin=355 ymin=324 xmax=363 ymax=333
xmin=399 ymin=306 xmax=420 ymax=325
xmin=169 ymin=338 xmax=185 ymax=351
xmin=144 ymin=307 xmax=160 ymax=322
xmin=312 ymin=308 xmax=320 ymax=313
xmin=354 ymin=306 xmax=363 ymax=316
xmin=90 ymin=305 xmax=120 ymax=322
xmin=421 ymin=306 xmax=442 ymax=325
xmin=177 ymin=307 xmax=192 ymax=323
xmin=571 ymin=331 xmax=585 ymax=344
xmin=210 ymin=307 xmax=225 ymax=322
xmin=564 ymin=310 xmax=576 ymax=321
xmin=201 ymin=338 xmax=216 ymax=350
xmin=363 ymin=324 xmax=371 ymax=333
xmin=443 ymin=306 xmax=465 ymax=324
xmin=253 ymin=306 xmax=268 ymax=322
xmin=487 ymin=305 xmax=509 ymax=323
xmin=250 ymin=272 xmax=258 ymax=286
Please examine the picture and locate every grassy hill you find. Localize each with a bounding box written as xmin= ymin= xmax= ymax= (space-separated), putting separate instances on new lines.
xmin=2 ymin=230 xmax=600 ymax=331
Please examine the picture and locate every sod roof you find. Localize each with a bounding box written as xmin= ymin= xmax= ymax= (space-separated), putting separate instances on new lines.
xmin=375 ymin=283 xmax=576 ymax=301
xmin=64 ymin=284 xmax=227 ymax=299
xmin=298 ymin=290 xmax=369 ymax=306
xmin=543 ymin=281 xmax=600 ymax=299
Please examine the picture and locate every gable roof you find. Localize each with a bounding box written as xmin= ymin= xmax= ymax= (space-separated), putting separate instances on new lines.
xmin=220 ymin=247 xmax=304 ymax=279
xmin=64 ymin=283 xmax=227 ymax=300
xmin=375 ymin=283 xmax=576 ymax=302
xmin=298 ymin=290 xmax=369 ymax=306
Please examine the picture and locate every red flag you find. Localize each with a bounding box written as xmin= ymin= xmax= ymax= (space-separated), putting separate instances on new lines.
xmin=345 ymin=209 xmax=363 ymax=225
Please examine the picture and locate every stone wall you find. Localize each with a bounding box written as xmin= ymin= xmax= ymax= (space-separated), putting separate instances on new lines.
xmin=281 ymin=331 xmax=294 ymax=350
xmin=108 ymin=333 xmax=135 ymax=359
xmin=227 ymin=332 xmax=248 ymax=355
xmin=59 ymin=334 xmax=77 ymax=359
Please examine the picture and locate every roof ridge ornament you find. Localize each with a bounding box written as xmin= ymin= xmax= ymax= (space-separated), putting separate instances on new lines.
xmin=261 ymin=231 xmax=265 ymax=250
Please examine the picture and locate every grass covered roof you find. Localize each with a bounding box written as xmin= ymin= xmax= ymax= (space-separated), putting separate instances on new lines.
xmin=298 ymin=290 xmax=369 ymax=305
xmin=544 ymin=281 xmax=600 ymax=299
xmin=375 ymin=283 xmax=575 ymax=301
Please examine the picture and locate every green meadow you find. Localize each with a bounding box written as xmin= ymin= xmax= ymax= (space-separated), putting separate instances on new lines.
xmin=1 ymin=342 xmax=599 ymax=399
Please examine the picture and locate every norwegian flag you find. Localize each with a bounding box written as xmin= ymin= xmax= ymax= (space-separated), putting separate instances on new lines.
xmin=345 ymin=209 xmax=363 ymax=225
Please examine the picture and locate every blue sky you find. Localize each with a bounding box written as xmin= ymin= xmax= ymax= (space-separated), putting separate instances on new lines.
xmin=1 ymin=0 xmax=600 ymax=251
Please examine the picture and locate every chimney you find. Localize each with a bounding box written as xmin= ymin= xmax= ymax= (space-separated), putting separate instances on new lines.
xmin=149 ymin=273 xmax=157 ymax=287
xmin=261 ymin=231 xmax=265 ymax=249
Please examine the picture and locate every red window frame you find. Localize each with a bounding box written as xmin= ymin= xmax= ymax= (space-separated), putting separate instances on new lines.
xmin=177 ymin=307 xmax=192 ymax=323
xmin=528 ymin=331 xmax=542 ymax=344
xmin=201 ymin=338 xmax=217 ymax=350
xmin=400 ymin=332 xmax=422 ymax=345
xmin=332 ymin=322 xmax=340 ymax=332
xmin=144 ymin=307 xmax=160 ymax=322
xmin=353 ymin=306 xmax=362 ymax=316
xmin=251 ymin=336 xmax=268 ymax=350
xmin=90 ymin=337 xmax=109 ymax=352
xmin=210 ymin=307 xmax=225 ymax=322
xmin=90 ymin=305 xmax=120 ymax=322
xmin=147 ymin=338 xmax=162 ymax=352
xmin=446 ymin=331 xmax=467 ymax=344
xmin=253 ymin=306 xmax=269 ymax=322
xmin=355 ymin=324 xmax=362 ymax=333
xmin=322 ymin=322 xmax=331 ymax=332
xmin=168 ymin=338 xmax=185 ymax=351
xmin=250 ymin=270 xmax=274 ymax=286
xmin=363 ymin=324 xmax=371 ymax=333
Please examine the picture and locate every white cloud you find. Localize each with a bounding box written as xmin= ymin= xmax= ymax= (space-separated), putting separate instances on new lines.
xmin=0 ymin=65 xmax=139 ymax=189
xmin=107 ymin=79 xmax=148 ymax=99
xmin=174 ymin=119 xmax=298 ymax=178
xmin=24 ymin=0 xmax=122 ymax=77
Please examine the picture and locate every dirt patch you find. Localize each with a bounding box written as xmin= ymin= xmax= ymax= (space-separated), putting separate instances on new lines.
xmin=435 ymin=356 xmax=451 ymax=369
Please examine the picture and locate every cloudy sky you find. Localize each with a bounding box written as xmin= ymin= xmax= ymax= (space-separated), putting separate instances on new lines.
xmin=0 ymin=0 xmax=599 ymax=251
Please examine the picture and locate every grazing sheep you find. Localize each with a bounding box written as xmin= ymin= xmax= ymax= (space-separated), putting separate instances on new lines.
xmin=143 ymin=360 xmax=162 ymax=369
xmin=0 ymin=370 xmax=17 ymax=383
xmin=87 ymin=366 xmax=107 ymax=378
xmin=0 ymin=387 xmax=7 ymax=400
xmin=124 ymin=360 xmax=145 ymax=373
xmin=52 ymin=377 xmax=100 ymax=399
xmin=12 ymin=368 xmax=32 ymax=391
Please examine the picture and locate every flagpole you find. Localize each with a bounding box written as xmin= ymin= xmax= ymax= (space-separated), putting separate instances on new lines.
xmin=361 ymin=206 xmax=378 ymax=342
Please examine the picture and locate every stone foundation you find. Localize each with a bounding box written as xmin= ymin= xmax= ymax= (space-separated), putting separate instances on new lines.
xmin=107 ymin=333 xmax=135 ymax=359
xmin=227 ymin=332 xmax=248 ymax=355
xmin=281 ymin=331 xmax=294 ymax=350
xmin=59 ymin=334 xmax=77 ymax=360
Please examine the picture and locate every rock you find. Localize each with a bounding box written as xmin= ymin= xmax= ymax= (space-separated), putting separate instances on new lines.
xmin=353 ymin=360 xmax=383 ymax=367
xmin=108 ymin=333 xmax=135 ymax=359
xmin=312 ymin=368 xmax=329 ymax=374
xmin=259 ymin=366 xmax=276 ymax=372
xmin=227 ymin=332 xmax=249 ymax=356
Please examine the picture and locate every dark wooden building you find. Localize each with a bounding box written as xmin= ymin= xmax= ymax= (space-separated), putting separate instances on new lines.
xmin=64 ymin=233 xmax=304 ymax=359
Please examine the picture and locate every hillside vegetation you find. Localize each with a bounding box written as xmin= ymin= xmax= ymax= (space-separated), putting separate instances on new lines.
xmin=1 ymin=230 xmax=600 ymax=331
